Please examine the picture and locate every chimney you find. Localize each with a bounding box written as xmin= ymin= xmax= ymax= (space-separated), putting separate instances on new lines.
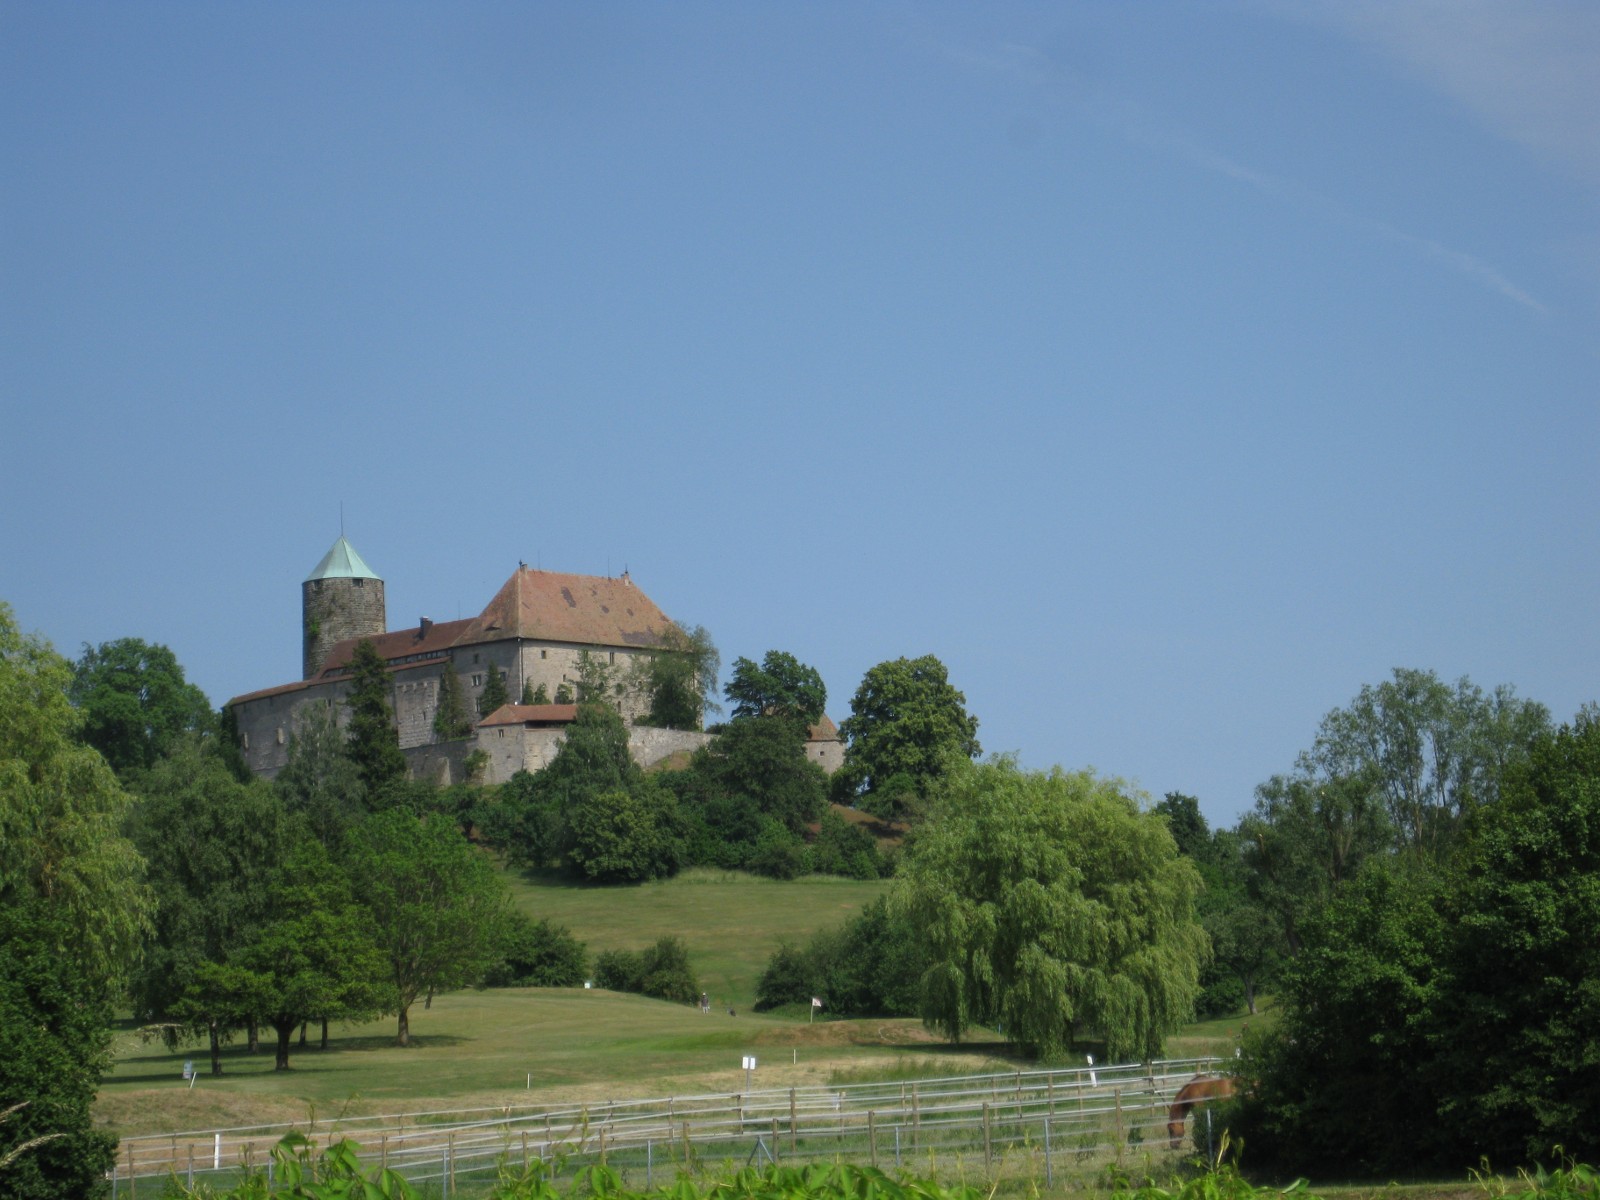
xmin=419 ymin=616 xmax=433 ymax=637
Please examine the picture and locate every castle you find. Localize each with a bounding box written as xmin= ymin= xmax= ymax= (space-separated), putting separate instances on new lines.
xmin=228 ymin=537 xmax=843 ymax=784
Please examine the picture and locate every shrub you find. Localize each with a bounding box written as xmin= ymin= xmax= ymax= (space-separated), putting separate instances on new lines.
xmin=594 ymin=937 xmax=698 ymax=1005
xmin=483 ymin=913 xmax=587 ymax=988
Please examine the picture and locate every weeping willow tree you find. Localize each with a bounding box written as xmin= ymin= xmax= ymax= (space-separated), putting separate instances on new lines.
xmin=899 ymin=758 xmax=1207 ymax=1062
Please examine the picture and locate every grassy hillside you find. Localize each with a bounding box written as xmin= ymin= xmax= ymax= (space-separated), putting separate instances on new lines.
xmin=503 ymin=867 xmax=890 ymax=1010
xmin=96 ymin=869 xmax=1243 ymax=1139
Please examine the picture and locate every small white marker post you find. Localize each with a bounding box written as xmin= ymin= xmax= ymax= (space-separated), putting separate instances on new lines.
xmin=742 ymin=1055 xmax=757 ymax=1093
xmin=1086 ymin=1054 xmax=1097 ymax=1087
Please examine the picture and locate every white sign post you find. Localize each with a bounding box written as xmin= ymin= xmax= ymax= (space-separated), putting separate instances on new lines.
xmin=741 ymin=1055 xmax=757 ymax=1093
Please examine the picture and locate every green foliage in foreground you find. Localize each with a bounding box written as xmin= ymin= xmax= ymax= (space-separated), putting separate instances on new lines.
xmin=160 ymin=1135 xmax=994 ymax=1200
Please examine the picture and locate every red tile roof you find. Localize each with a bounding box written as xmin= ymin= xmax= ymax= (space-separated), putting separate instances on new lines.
xmin=229 ymin=567 xmax=677 ymax=707
xmin=807 ymin=714 xmax=840 ymax=742
xmin=478 ymin=703 xmax=580 ymax=727
xmin=462 ymin=568 xmax=675 ymax=649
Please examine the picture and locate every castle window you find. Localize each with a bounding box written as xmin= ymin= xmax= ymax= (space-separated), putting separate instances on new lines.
xmin=472 ymin=674 xmax=484 ymax=687
xmin=276 ymin=727 xmax=285 ymax=745
xmin=540 ymin=650 xmax=547 ymax=659
xmin=242 ymin=732 xmax=250 ymax=750
xmin=608 ymin=651 xmax=615 ymax=664
xmin=354 ymin=578 xmax=364 ymax=588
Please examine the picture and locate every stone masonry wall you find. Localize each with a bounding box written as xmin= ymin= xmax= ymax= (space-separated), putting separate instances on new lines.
xmin=302 ymin=576 xmax=386 ymax=679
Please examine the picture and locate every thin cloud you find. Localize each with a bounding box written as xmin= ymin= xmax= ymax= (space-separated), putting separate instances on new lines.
xmin=1271 ymin=0 xmax=1600 ymax=189
xmin=914 ymin=18 xmax=1549 ymax=314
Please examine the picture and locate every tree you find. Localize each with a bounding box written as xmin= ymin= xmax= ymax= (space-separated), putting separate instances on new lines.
xmin=528 ymin=681 xmax=550 ymax=705
xmin=685 ymin=717 xmax=827 ymax=835
xmin=274 ymin=703 xmax=366 ymax=848
xmin=898 ymin=758 xmax=1206 ymax=1061
xmin=567 ymin=782 xmax=684 ymax=883
xmin=434 ymin=663 xmax=473 ymax=739
xmin=725 ymin=650 xmax=825 ymax=726
xmin=837 ymin=655 xmax=980 ymax=816
xmin=483 ymin=914 xmax=587 ymax=988
xmin=1233 ymin=713 xmax=1600 ymax=1174
xmin=0 ymin=603 xmax=151 ymax=1198
xmin=641 ymin=624 xmax=720 ymax=730
xmin=343 ymin=639 xmax=406 ymax=794
xmin=593 ymin=937 xmax=699 ymax=1005
xmin=127 ymin=738 xmax=289 ymax=1074
xmin=0 ymin=902 xmax=118 ymax=1200
xmin=218 ymin=841 xmax=388 ymax=1070
xmin=1239 ymin=771 xmax=1391 ymax=955
xmin=69 ymin=637 xmax=213 ymax=774
xmin=476 ymin=662 xmax=508 ymax=717
xmin=346 ymin=811 xmax=510 ymax=1045
xmin=573 ymin=651 xmax=612 ymax=705
xmin=554 ymin=682 xmax=573 ymax=704
xmin=0 ymin=606 xmax=152 ymax=980
xmin=1299 ymin=668 xmax=1548 ymax=862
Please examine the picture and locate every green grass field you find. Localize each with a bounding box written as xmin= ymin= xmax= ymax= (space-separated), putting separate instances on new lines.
xmin=502 ymin=866 xmax=890 ymax=1010
xmin=95 ymin=868 xmax=1238 ymax=1141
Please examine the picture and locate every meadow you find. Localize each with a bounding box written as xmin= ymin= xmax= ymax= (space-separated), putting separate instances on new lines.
xmin=96 ymin=868 xmax=1251 ymax=1143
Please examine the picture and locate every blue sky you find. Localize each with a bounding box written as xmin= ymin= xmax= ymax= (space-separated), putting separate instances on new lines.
xmin=3 ymin=2 xmax=1595 ymax=829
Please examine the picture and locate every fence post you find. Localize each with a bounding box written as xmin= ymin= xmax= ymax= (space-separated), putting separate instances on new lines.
xmin=682 ymin=1120 xmax=691 ymax=1168
xmin=380 ymin=1135 xmax=387 ymax=1172
xmin=599 ymin=1126 xmax=607 ymax=1164
xmin=789 ymin=1088 xmax=797 ymax=1154
xmin=448 ymin=1132 xmax=455 ymax=1196
xmin=868 ymin=1110 xmax=877 ymax=1168
xmin=1047 ymin=1074 xmax=1055 ymax=1115
xmin=771 ymin=1118 xmax=781 ymax=1163
xmin=128 ymin=1143 xmax=136 ymax=1200
xmin=521 ymin=1132 xmax=528 ymax=1172
xmin=1114 ymin=1089 xmax=1124 ymax=1160
xmin=982 ymin=1101 xmax=992 ymax=1171
xmin=895 ymin=1126 xmax=901 ymax=1169
xmin=1044 ymin=1116 xmax=1052 ymax=1187
xmin=647 ymin=1140 xmax=653 ymax=1189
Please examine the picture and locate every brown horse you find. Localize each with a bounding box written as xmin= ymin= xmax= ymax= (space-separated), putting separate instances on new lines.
xmin=1167 ymin=1074 xmax=1236 ymax=1149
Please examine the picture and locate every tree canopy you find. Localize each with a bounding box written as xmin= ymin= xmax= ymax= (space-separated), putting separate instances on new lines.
xmin=343 ymin=639 xmax=406 ymax=794
xmin=0 ymin=604 xmax=150 ymax=1198
xmin=898 ymin=759 xmax=1205 ymax=1061
xmin=725 ymin=650 xmax=825 ymax=726
xmin=837 ymin=655 xmax=980 ymax=815
xmin=1233 ymin=711 xmax=1600 ymax=1174
xmin=69 ymin=637 xmax=213 ymax=774
xmin=346 ymin=810 xmax=509 ymax=1045
xmin=640 ymin=624 xmax=720 ymax=730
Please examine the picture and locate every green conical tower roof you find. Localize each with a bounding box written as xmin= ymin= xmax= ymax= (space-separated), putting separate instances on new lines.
xmin=305 ymin=536 xmax=381 ymax=583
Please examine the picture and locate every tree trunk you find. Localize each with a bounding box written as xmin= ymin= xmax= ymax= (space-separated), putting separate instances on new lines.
xmin=397 ymin=1003 xmax=411 ymax=1047
xmin=273 ymin=1018 xmax=297 ymax=1070
xmin=209 ymin=1021 xmax=223 ymax=1076
xmin=299 ymin=1020 xmax=308 ymax=1047
xmin=248 ymin=1020 xmax=260 ymax=1054
xmin=425 ymin=986 xmax=434 ymax=1010
xmin=320 ymin=1017 xmax=329 ymax=1050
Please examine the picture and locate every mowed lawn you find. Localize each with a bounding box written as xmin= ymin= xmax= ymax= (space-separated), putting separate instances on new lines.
xmin=98 ymin=870 xmax=900 ymax=1135
xmin=503 ymin=867 xmax=890 ymax=1011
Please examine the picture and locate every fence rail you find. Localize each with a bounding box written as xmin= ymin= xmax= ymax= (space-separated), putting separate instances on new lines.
xmin=111 ymin=1057 xmax=1223 ymax=1196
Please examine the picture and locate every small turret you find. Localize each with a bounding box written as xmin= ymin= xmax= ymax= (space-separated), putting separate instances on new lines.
xmin=302 ymin=536 xmax=386 ymax=679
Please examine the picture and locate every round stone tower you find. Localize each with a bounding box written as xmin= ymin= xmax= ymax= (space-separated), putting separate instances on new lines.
xmin=302 ymin=536 xmax=386 ymax=679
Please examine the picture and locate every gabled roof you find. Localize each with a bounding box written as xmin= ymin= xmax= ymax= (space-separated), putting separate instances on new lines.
xmin=305 ymin=536 xmax=381 ymax=582
xmin=313 ymin=618 xmax=476 ymax=678
xmin=478 ymin=703 xmax=580 ymax=728
xmin=460 ymin=567 xmax=675 ymax=650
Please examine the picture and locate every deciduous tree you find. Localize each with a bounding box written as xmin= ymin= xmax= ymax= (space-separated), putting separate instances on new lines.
xmin=725 ymin=650 xmax=824 ymax=726
xmin=0 ymin=603 xmax=150 ymax=1199
xmin=346 ymin=811 xmax=509 ymax=1045
xmin=898 ymin=758 xmax=1205 ymax=1061
xmin=837 ymin=655 xmax=979 ymax=816
xmin=69 ymin=637 xmax=213 ymax=774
